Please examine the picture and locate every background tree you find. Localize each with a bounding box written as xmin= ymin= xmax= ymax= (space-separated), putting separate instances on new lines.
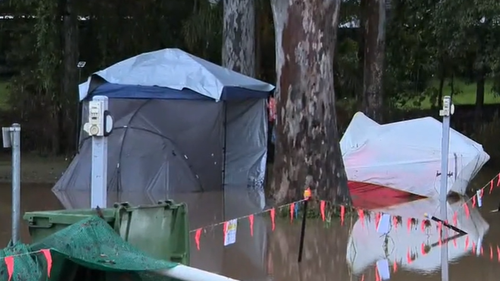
xmin=222 ymin=0 xmax=255 ymax=76
xmin=360 ymin=0 xmax=387 ymax=122
xmin=270 ymin=0 xmax=351 ymax=204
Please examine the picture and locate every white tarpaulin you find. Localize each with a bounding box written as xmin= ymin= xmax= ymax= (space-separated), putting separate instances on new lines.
xmin=78 ymin=48 xmax=274 ymax=101
xmin=341 ymin=112 xmax=490 ymax=197
xmin=346 ymin=197 xmax=489 ymax=274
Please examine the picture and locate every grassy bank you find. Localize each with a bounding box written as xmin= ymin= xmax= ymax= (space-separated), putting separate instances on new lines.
xmin=397 ymin=79 xmax=500 ymax=109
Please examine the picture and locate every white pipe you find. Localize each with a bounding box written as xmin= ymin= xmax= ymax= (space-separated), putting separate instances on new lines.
xmin=155 ymin=264 xmax=240 ymax=281
xmin=11 ymin=123 xmax=21 ymax=244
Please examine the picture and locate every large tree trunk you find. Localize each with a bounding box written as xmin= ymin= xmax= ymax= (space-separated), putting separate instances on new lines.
xmin=61 ymin=0 xmax=79 ymax=154
xmin=222 ymin=0 xmax=256 ymax=76
xmin=270 ymin=0 xmax=351 ymax=205
xmin=361 ymin=0 xmax=386 ymax=122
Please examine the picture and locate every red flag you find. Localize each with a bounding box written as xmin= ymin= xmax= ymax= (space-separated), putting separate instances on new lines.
xmin=490 ymin=180 xmax=494 ymax=194
xmin=4 ymin=256 xmax=14 ymax=281
xmin=497 ymin=173 xmax=500 ymax=186
xmin=194 ymin=228 xmax=202 ymax=250
xmin=340 ymin=205 xmax=345 ymax=226
xmin=465 ymin=236 xmax=470 ymax=250
xmin=407 ymin=218 xmax=411 ymax=233
xmin=497 ymin=245 xmax=500 ymax=262
xmin=40 ymin=249 xmax=52 ymax=277
xmin=481 ymin=188 xmax=484 ymax=198
xmin=270 ymin=208 xmax=276 ymax=231
xmin=358 ymin=209 xmax=364 ymax=227
xmin=393 ymin=260 xmax=397 ymax=273
xmin=289 ymin=203 xmax=295 ymax=222
xmin=453 ymin=236 xmax=457 ymax=248
xmin=472 ymin=242 xmax=476 ymax=254
xmin=421 ymin=243 xmax=426 ymax=255
xmin=248 ymin=215 xmax=254 ymax=236
xmin=472 ymin=195 xmax=476 ymax=208
xmin=453 ymin=212 xmax=458 ymax=226
xmin=375 ymin=265 xmax=380 ymax=281
xmin=406 ymin=248 xmax=412 ymax=264
xmin=464 ymin=203 xmax=470 ymax=218
xmin=320 ymin=201 xmax=326 ymax=221
xmin=392 ymin=216 xmax=398 ymax=229
xmin=223 ymin=221 xmax=229 ymax=241
xmin=421 ymin=220 xmax=425 ymax=233
xmin=490 ymin=244 xmax=494 ymax=260
xmin=375 ymin=213 xmax=381 ymax=230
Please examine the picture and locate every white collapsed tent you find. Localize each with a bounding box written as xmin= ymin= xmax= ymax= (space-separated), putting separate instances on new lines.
xmin=341 ymin=112 xmax=490 ymax=198
xmin=52 ymin=48 xmax=274 ymax=211
xmin=346 ymin=197 xmax=489 ymax=275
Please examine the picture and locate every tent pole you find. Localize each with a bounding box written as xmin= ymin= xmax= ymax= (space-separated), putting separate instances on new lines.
xmin=439 ymin=95 xmax=453 ymax=281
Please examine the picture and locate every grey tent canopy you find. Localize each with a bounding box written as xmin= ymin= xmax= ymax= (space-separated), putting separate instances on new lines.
xmin=52 ymin=48 xmax=274 ymax=209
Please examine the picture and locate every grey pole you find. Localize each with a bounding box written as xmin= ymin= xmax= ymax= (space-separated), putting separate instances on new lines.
xmin=2 ymin=123 xmax=21 ymax=244
xmin=439 ymin=96 xmax=453 ymax=281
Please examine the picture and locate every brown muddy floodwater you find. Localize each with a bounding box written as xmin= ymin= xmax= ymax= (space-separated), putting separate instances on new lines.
xmin=1 ymin=168 xmax=500 ymax=281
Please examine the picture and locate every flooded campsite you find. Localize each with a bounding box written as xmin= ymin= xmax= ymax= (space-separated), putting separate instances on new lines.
xmin=1 ymin=167 xmax=500 ymax=281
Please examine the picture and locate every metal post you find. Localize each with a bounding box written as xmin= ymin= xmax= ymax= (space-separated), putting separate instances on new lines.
xmin=2 ymin=123 xmax=21 ymax=244
xmin=90 ymin=96 xmax=108 ymax=208
xmin=439 ymin=96 xmax=453 ymax=281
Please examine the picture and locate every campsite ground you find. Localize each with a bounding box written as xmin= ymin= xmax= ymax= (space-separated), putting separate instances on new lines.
xmin=0 ymin=154 xmax=68 ymax=184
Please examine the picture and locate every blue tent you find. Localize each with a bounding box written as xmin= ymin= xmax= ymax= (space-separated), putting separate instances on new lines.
xmin=54 ymin=48 xmax=274 ymax=214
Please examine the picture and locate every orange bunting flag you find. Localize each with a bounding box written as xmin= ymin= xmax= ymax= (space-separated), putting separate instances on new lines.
xmin=340 ymin=205 xmax=345 ymax=226
xmin=392 ymin=216 xmax=398 ymax=229
xmin=406 ymin=248 xmax=412 ymax=264
xmin=497 ymin=173 xmax=500 ymax=186
xmin=270 ymin=208 xmax=276 ymax=231
xmin=4 ymin=255 xmax=14 ymax=281
xmin=453 ymin=237 xmax=457 ymax=248
xmin=464 ymin=203 xmax=470 ymax=218
xmin=375 ymin=266 xmax=380 ymax=281
xmin=406 ymin=218 xmax=411 ymax=233
xmin=358 ymin=209 xmax=365 ymax=227
xmin=375 ymin=213 xmax=381 ymax=230
xmin=320 ymin=201 xmax=326 ymax=221
xmin=490 ymin=245 xmax=494 ymax=260
xmin=465 ymin=236 xmax=470 ymax=250
xmin=453 ymin=212 xmax=458 ymax=226
xmin=393 ymin=260 xmax=397 ymax=273
xmin=490 ymin=180 xmax=494 ymax=194
xmin=420 ymin=220 xmax=425 ymax=233
xmin=194 ymin=228 xmax=202 ymax=250
xmin=472 ymin=242 xmax=476 ymax=254
xmin=40 ymin=249 xmax=52 ymax=277
xmin=289 ymin=203 xmax=295 ymax=222
xmin=421 ymin=243 xmax=426 ymax=255
xmin=472 ymin=195 xmax=476 ymax=208
xmin=249 ymin=215 xmax=254 ymax=236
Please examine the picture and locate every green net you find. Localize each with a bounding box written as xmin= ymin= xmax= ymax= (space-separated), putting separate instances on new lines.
xmin=1 ymin=216 xmax=178 ymax=281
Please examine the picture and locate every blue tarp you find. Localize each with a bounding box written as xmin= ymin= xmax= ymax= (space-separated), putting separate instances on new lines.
xmin=87 ymin=82 xmax=272 ymax=101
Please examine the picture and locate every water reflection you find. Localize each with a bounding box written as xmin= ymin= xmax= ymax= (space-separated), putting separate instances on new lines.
xmin=347 ymin=197 xmax=489 ymax=277
xmin=1 ymin=183 xmax=500 ymax=280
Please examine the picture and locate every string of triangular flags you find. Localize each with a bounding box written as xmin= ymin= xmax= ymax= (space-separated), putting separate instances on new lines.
xmin=191 ymin=172 xmax=500 ymax=251
xmin=1 ymin=249 xmax=52 ymax=281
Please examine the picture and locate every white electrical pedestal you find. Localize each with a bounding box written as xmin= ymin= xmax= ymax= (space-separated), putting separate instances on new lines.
xmin=438 ymin=96 xmax=454 ymax=281
xmin=83 ymin=96 xmax=113 ymax=208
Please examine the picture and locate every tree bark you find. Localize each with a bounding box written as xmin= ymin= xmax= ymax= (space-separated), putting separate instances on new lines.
xmin=270 ymin=0 xmax=351 ymax=205
xmin=222 ymin=0 xmax=256 ymax=76
xmin=61 ymin=0 xmax=79 ymax=154
xmin=362 ymin=0 xmax=386 ymax=123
